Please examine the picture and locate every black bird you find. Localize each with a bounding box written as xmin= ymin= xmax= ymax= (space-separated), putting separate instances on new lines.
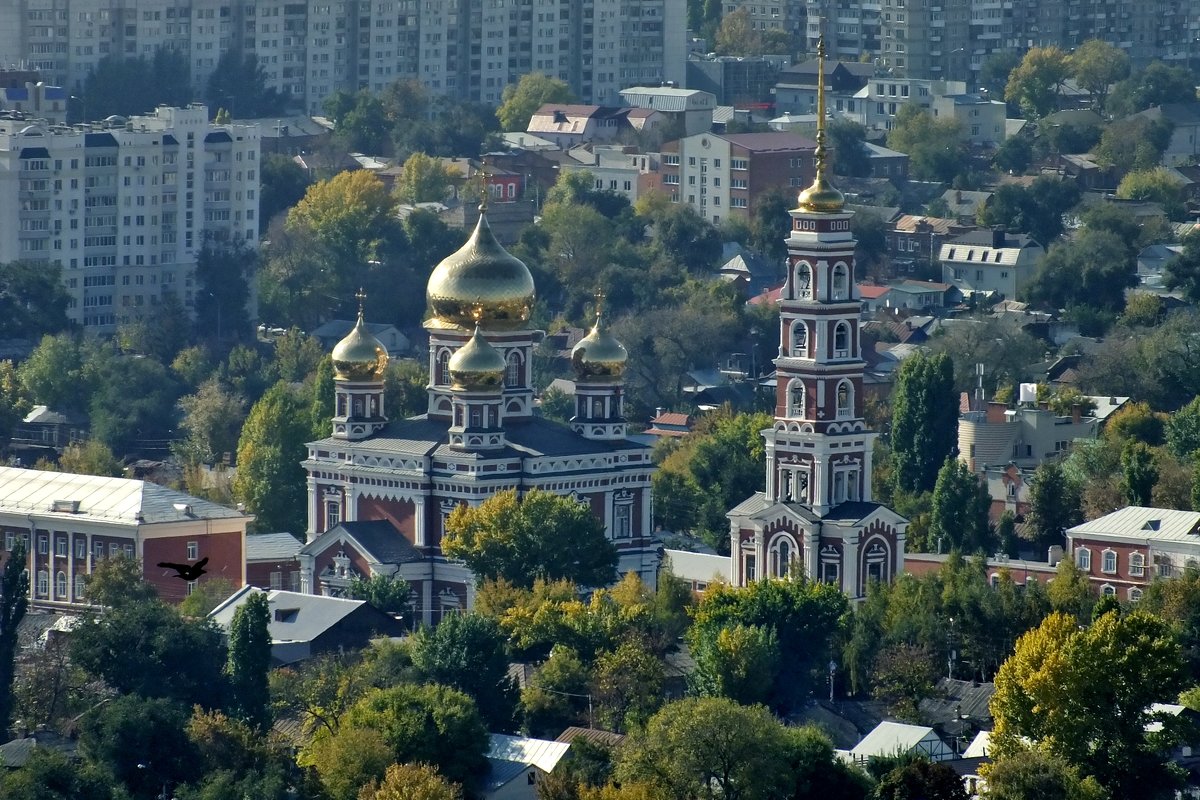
xmin=158 ymin=557 xmax=209 ymax=581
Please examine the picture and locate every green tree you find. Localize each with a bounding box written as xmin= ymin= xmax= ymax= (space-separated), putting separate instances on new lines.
xmin=360 ymin=763 xmax=463 ymax=800
xmin=1117 ymin=168 xmax=1187 ymax=220
xmin=497 ymin=73 xmax=577 ymax=131
xmin=233 ymin=382 xmax=311 ymax=534
xmin=395 ymin=152 xmax=456 ymax=204
xmin=324 ymin=89 xmax=391 ymax=154
xmin=81 ymin=555 xmax=158 ymax=608
xmin=1164 ymin=231 xmax=1200 ymax=303
xmin=443 ymin=489 xmax=618 ymax=588
xmin=985 ymin=748 xmax=1106 ymax=800
xmin=991 ymin=611 xmax=1186 ymax=799
xmin=994 ymin=134 xmax=1033 ymax=173
xmin=871 ymin=643 xmax=939 ymax=722
xmin=890 ymin=352 xmax=958 ymax=495
xmin=76 ymin=49 xmax=191 ymax=121
xmin=0 ymin=360 xmax=28 ymax=450
xmin=205 ymin=48 xmax=286 ymax=118
xmin=1141 ymin=566 xmax=1200 ymax=680
xmin=875 ymin=759 xmax=967 ymax=800
xmin=829 ymin=119 xmax=872 ymax=178
xmin=714 ymin=8 xmax=761 ymax=57
xmin=1025 ymin=462 xmax=1081 ymax=550
xmin=1066 ymin=39 xmax=1131 ymax=111
xmin=981 ymin=51 xmax=1023 ymax=95
xmin=259 ymin=153 xmax=312 ymax=233
xmin=887 ymin=105 xmax=969 ymax=183
xmin=1005 ymin=46 xmax=1069 ymax=119
xmin=929 ymin=457 xmax=992 ymax=553
xmin=1120 ymin=441 xmax=1159 ymax=506
xmin=305 ymin=683 xmax=490 ymax=794
xmin=1107 ymin=62 xmax=1199 ymax=118
xmin=615 ymin=697 xmax=792 ymax=800
xmin=50 ymin=439 xmax=124 ymax=477
xmin=749 ymin=186 xmax=792 ymax=262
xmin=1092 ymin=115 xmax=1174 ymax=174
xmin=1022 ymin=229 xmax=1136 ymax=313
xmin=79 ymin=695 xmax=198 ymax=798
xmin=347 ymin=573 xmax=412 ymax=616
xmin=0 ymin=748 xmax=120 ymax=800
xmin=591 ymin=639 xmax=665 ymax=733
xmin=0 ymin=540 xmax=28 ymax=737
xmin=226 ymin=591 xmax=272 ymax=731
xmin=0 ymin=260 xmax=71 ymax=338
xmin=177 ymin=576 xmax=236 ymax=618
xmin=18 ymin=333 xmax=92 ymax=413
xmin=194 ymin=244 xmax=257 ymax=344
xmin=690 ymin=623 xmax=780 ymax=706
xmin=1046 ymin=558 xmax=1093 ymax=624
xmin=407 ymin=613 xmax=518 ymax=730
xmin=522 ymin=645 xmax=591 ymax=737
xmin=978 ymin=177 xmax=1081 ymax=247
xmin=87 ymin=355 xmax=179 ymax=457
xmin=1167 ymin=400 xmax=1200 ymax=460
xmin=176 ymin=378 xmax=247 ymax=465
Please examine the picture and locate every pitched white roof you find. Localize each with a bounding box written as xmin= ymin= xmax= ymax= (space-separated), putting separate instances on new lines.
xmin=850 ymin=721 xmax=938 ymax=759
xmin=0 ymin=465 xmax=248 ymax=526
xmin=663 ymin=549 xmax=730 ymax=584
xmin=209 ymin=587 xmax=368 ymax=645
xmin=488 ymin=733 xmax=570 ymax=773
xmin=962 ymin=730 xmax=991 ymax=758
xmin=1068 ymin=506 xmax=1200 ymax=543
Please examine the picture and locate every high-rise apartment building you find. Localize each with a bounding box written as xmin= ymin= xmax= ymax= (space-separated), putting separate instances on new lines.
xmin=0 ymin=104 xmax=259 ymax=332
xmin=0 ymin=0 xmax=687 ymax=115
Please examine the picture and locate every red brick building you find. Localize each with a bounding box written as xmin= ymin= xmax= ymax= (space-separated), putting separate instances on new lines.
xmin=1067 ymin=506 xmax=1200 ymax=602
xmin=0 ymin=466 xmax=251 ymax=607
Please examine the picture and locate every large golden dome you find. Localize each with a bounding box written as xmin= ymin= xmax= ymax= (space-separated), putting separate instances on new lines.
xmin=448 ymin=325 xmax=506 ymax=391
xmin=426 ymin=209 xmax=535 ymax=331
xmin=571 ymin=308 xmax=627 ymax=382
xmin=331 ymin=311 xmax=388 ymax=381
xmin=796 ymin=172 xmax=846 ymax=214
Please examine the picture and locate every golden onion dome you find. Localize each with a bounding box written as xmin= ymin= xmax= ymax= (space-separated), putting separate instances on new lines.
xmin=331 ymin=310 xmax=388 ymax=381
xmin=796 ymin=172 xmax=846 ymax=214
xmin=448 ymin=325 xmax=506 ymax=391
xmin=571 ymin=308 xmax=627 ymax=382
xmin=426 ymin=208 xmax=536 ymax=331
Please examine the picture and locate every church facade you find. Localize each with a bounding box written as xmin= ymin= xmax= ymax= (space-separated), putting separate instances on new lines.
xmin=728 ymin=39 xmax=908 ymax=596
xmin=296 ymin=211 xmax=658 ymax=625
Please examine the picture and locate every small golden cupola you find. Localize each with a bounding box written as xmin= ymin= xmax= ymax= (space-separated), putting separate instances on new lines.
xmin=795 ymin=36 xmax=846 ymax=215
xmin=426 ymin=203 xmax=536 ymax=331
xmin=448 ymin=322 xmax=507 ymax=392
xmin=571 ymin=300 xmax=627 ymax=383
xmin=331 ymin=290 xmax=389 ymax=381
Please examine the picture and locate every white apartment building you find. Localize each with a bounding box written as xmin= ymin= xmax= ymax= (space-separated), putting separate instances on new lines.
xmin=0 ymin=103 xmax=260 ymax=332
xmin=562 ymin=144 xmax=659 ymax=205
xmin=1 ymin=0 xmax=687 ymax=116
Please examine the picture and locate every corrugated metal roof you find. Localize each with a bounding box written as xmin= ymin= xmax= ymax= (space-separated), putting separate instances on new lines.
xmin=1068 ymin=506 xmax=1200 ymax=543
xmin=484 ymin=757 xmax=528 ymax=790
xmin=850 ymin=721 xmax=938 ymax=759
xmin=488 ymin=733 xmax=571 ymax=773
xmin=0 ymin=465 xmax=248 ymax=526
xmin=555 ymin=727 xmax=626 ymax=747
xmin=210 ymin=587 xmax=367 ymax=645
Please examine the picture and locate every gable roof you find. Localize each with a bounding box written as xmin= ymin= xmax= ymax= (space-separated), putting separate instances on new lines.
xmin=850 ymin=721 xmax=939 ymax=759
xmin=488 ymin=733 xmax=571 ymax=773
xmin=209 ymin=587 xmax=369 ymax=646
xmin=1068 ymin=506 xmax=1200 ymax=543
xmin=300 ymin=519 xmax=425 ymax=566
xmin=245 ymin=532 xmax=304 ymax=562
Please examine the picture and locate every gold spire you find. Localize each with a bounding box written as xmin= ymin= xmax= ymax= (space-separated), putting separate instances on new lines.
xmin=796 ymin=36 xmax=846 ymax=214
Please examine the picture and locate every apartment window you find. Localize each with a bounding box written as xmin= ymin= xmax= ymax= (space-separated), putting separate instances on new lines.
xmin=187 ymin=580 xmax=197 ymax=596
xmin=613 ymin=500 xmax=632 ymax=539
xmin=75 ymin=539 xmax=86 ymax=559
xmin=56 ymin=571 xmax=67 ymax=598
xmin=1101 ymin=549 xmax=1117 ymax=574
xmin=731 ymin=158 xmax=748 ymax=170
xmin=4 ymin=532 xmax=13 ymax=551
xmin=38 ymin=535 xmax=48 ymax=555
xmin=1076 ymin=547 xmax=1091 ymax=571
xmin=270 ymin=571 xmax=283 ymax=590
xmin=1157 ymin=555 xmax=1173 ymax=578
xmin=1129 ymin=552 xmax=1145 ymax=577
xmin=94 ymin=541 xmax=104 ymax=560
xmin=187 ymin=541 xmax=198 ymax=560
xmin=37 ymin=570 xmax=49 ymax=597
xmin=75 ymin=574 xmax=86 ymax=599
xmin=55 ymin=537 xmax=67 ymax=557
xmin=124 ymin=544 xmax=134 ymax=558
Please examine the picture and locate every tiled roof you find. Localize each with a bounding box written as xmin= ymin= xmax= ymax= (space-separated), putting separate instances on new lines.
xmin=858 ymin=284 xmax=891 ymax=299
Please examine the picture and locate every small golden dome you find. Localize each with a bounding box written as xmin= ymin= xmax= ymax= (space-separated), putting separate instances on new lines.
xmin=448 ymin=325 xmax=506 ymax=391
xmin=796 ymin=173 xmax=846 ymax=214
xmin=426 ymin=209 xmax=536 ymax=331
xmin=331 ymin=311 xmax=388 ymax=381
xmin=571 ymin=309 xmax=627 ymax=382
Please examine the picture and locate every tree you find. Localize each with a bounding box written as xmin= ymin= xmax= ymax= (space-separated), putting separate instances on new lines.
xmin=981 ymin=51 xmax=1023 ymax=95
xmin=615 ymin=697 xmax=792 ymax=800
xmin=1120 ymin=441 xmax=1159 ymax=506
xmin=227 ymin=591 xmax=272 ymax=731
xmin=929 ymin=457 xmax=992 ymax=553
xmin=76 ymin=49 xmax=191 ymax=121
xmin=1141 ymin=566 xmax=1200 ymax=680
xmin=360 ymin=763 xmax=463 ymax=800
xmin=347 ymin=574 xmax=412 ymax=616
xmin=994 ymin=134 xmax=1033 ymax=173
xmin=689 ymin=623 xmax=780 ymax=707
xmin=233 ymin=382 xmax=312 ymax=534
xmin=70 ymin=600 xmax=228 ymax=708
xmin=407 ymin=613 xmax=518 ymax=730
xmin=827 ymin=118 xmax=872 ymax=178
xmin=886 ymin=105 xmax=968 ymax=183
xmin=497 ymin=73 xmax=576 ymax=131
xmin=81 ymin=555 xmax=158 ymax=608
xmin=890 ymin=352 xmax=958 ymax=496
xmin=0 ymin=540 xmax=28 ymax=737
xmin=1025 ymin=462 xmax=1081 ymax=550
xmin=1166 ymin=396 xmax=1200 ymax=460
xmin=875 ymin=759 xmax=967 ymax=800
xmin=260 ymin=154 xmax=312 ymax=233
xmin=714 ymin=8 xmax=761 ymax=57
xmin=985 ymin=748 xmax=1106 ymax=800
xmin=871 ymin=644 xmax=939 ymax=721
xmin=51 ymin=439 xmax=124 ymax=477
xmin=1022 ymin=229 xmax=1136 ymax=313
xmin=1117 ymin=168 xmax=1188 ymax=220
xmin=305 ymin=683 xmax=490 ymax=794
xmin=395 ymin=152 xmax=456 ymax=204
xmin=176 ymin=378 xmax=247 ymax=465
xmin=0 ymin=260 xmax=71 ymax=339
xmin=87 ymin=355 xmax=179 ymax=457
xmin=205 ymin=48 xmax=287 ymax=119
xmin=522 ymin=645 xmax=591 ymax=737
xmin=79 ymin=695 xmax=198 ymax=798
xmin=324 ymin=89 xmax=391 ymax=154
xmin=1006 ymin=47 xmax=1069 ymax=119
xmin=443 ymin=489 xmax=618 ymax=588
xmin=1164 ymin=232 xmax=1200 ymax=303
xmin=195 ymin=245 xmax=257 ymax=343
xmin=591 ymin=639 xmax=664 ymax=733
xmin=1092 ymin=115 xmax=1174 ymax=174
xmin=1066 ymin=40 xmax=1130 ymax=111
xmin=1107 ymin=62 xmax=1199 ymax=118
xmin=0 ymin=748 xmax=120 ymax=800
xmin=177 ymin=577 xmax=236 ymax=618
xmin=749 ymin=186 xmax=793 ymax=262
xmin=978 ymin=177 xmax=1081 ymax=247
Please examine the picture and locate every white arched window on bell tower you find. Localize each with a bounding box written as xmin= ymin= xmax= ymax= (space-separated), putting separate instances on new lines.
xmin=831 ymin=263 xmax=849 ymax=300
xmin=505 ymin=351 xmax=522 ymax=388
xmin=795 ymin=262 xmax=812 ymax=299
xmin=789 ymin=380 xmax=805 ymax=418
xmin=770 ymin=535 xmax=795 ymax=578
xmin=837 ymin=379 xmax=853 ymax=419
xmin=792 ymin=322 xmax=807 ymax=357
xmin=437 ymin=350 xmax=451 ymax=386
xmin=833 ymin=321 xmax=850 ymax=358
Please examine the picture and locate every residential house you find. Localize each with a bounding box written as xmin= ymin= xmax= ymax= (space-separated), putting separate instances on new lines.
xmin=485 ymin=733 xmax=571 ymax=800
xmin=311 ymin=320 xmax=411 ymax=359
xmin=1067 ymin=507 xmax=1200 ymax=601
xmin=210 ymin=586 xmax=403 ymax=664
xmin=1132 ymin=103 xmax=1200 ymax=167
xmin=562 ymin=145 xmax=661 ymax=205
xmin=941 ymin=190 xmax=992 ymax=223
xmin=526 ymin=105 xmax=641 ymax=150
xmin=846 ymin=722 xmax=955 ymax=765
xmin=717 ymin=248 xmax=782 ymax=297
xmin=889 ymin=215 xmax=975 ymax=276
xmin=858 ymin=284 xmax=892 ymax=315
xmin=931 ymin=94 xmax=1008 ymax=147
xmin=244 ymin=532 xmax=304 ymax=592
xmin=940 ymin=228 xmax=1046 ymax=299
xmin=8 ymin=406 xmax=87 ymax=454
xmin=643 ymin=411 xmax=694 ymax=439
xmin=772 ymin=59 xmax=874 ymax=114
xmin=660 ymin=131 xmax=817 ymax=225
xmin=618 ymin=86 xmax=717 ymax=137
xmin=884 ymin=280 xmax=961 ymax=311
xmin=862 ymin=142 xmax=909 ymax=180
xmin=1059 ymin=153 xmax=1119 ymax=192
xmin=0 ymin=466 xmax=251 ymax=608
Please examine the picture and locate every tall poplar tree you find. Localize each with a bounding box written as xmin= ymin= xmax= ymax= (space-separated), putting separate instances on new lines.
xmin=890 ymin=352 xmax=958 ymax=496
xmin=226 ymin=591 xmax=272 ymax=731
xmin=0 ymin=541 xmax=28 ymax=737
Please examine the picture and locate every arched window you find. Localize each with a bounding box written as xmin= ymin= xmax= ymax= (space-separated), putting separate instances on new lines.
xmin=437 ymin=350 xmax=450 ymax=386
xmin=833 ymin=322 xmax=850 ymax=358
xmin=1076 ymin=547 xmax=1091 ymax=571
xmin=792 ymin=322 xmax=807 ymax=357
xmin=789 ymin=381 xmax=805 ymax=418
xmin=836 ymin=380 xmax=853 ymax=418
xmin=770 ymin=537 xmax=794 ymax=578
xmin=795 ymin=263 xmax=812 ymax=298
xmin=1101 ymin=584 xmax=1115 ymax=597
xmin=831 ymin=263 xmax=849 ymax=300
xmin=55 ymin=571 xmax=67 ymax=598
xmin=1129 ymin=587 xmax=1143 ymax=603
xmin=505 ymin=352 xmax=522 ymax=388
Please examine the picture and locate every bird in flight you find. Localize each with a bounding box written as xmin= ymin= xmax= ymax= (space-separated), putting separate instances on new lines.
xmin=158 ymin=557 xmax=209 ymax=581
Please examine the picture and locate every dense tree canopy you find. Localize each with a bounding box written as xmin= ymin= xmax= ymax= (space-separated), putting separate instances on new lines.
xmin=233 ymin=382 xmax=312 ymax=534
xmin=886 ymin=105 xmax=969 ymax=183
xmin=890 ymin=352 xmax=958 ymax=496
xmin=497 ymin=73 xmax=576 ymax=131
